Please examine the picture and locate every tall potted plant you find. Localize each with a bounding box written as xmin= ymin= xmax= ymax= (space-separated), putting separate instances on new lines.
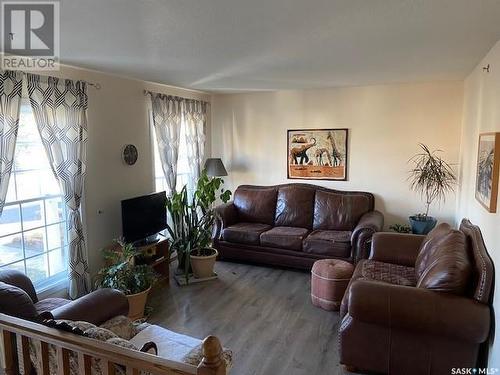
xmin=166 ymin=170 xmax=231 ymax=283
xmin=408 ymin=143 xmax=457 ymax=234
xmin=95 ymin=242 xmax=157 ymax=320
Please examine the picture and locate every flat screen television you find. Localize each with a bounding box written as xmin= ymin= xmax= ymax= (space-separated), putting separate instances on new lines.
xmin=121 ymin=191 xmax=167 ymax=244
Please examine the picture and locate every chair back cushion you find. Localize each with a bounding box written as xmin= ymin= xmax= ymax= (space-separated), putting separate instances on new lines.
xmin=415 ymin=224 xmax=471 ymax=294
xmin=233 ymin=186 xmax=277 ymax=226
xmin=275 ymin=185 xmax=316 ymax=228
xmin=0 ymin=269 xmax=38 ymax=302
xmin=0 ymin=281 xmax=38 ymax=320
xmin=313 ymin=190 xmax=373 ymax=231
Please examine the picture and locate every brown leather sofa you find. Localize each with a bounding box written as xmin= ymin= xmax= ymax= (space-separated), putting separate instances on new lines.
xmin=339 ymin=219 xmax=494 ymax=375
xmin=213 ymin=183 xmax=384 ymax=269
xmin=0 ymin=269 xmax=128 ymax=325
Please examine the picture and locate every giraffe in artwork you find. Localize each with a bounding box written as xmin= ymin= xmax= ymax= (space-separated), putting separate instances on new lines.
xmin=314 ymin=148 xmax=332 ymax=166
xmin=327 ymin=131 xmax=342 ymax=166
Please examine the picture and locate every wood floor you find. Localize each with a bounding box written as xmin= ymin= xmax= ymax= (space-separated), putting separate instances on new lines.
xmin=148 ymin=261 xmax=360 ymax=375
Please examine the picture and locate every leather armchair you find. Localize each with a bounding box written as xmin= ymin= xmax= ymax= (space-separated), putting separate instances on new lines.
xmin=0 ymin=269 xmax=128 ymax=326
xmin=339 ymin=220 xmax=494 ymax=375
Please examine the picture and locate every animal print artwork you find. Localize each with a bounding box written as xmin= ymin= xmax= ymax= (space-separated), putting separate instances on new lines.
xmin=288 ymin=129 xmax=348 ymax=180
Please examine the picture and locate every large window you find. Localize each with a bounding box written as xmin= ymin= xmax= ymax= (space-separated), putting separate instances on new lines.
xmin=0 ymin=100 xmax=68 ymax=289
xmin=152 ymin=122 xmax=193 ymax=195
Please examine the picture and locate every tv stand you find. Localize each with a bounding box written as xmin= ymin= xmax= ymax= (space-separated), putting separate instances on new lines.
xmin=133 ymin=234 xmax=160 ymax=247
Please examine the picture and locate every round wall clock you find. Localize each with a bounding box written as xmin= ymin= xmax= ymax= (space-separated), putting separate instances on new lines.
xmin=123 ymin=144 xmax=138 ymax=165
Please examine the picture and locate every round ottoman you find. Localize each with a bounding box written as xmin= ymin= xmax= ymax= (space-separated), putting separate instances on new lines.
xmin=311 ymin=259 xmax=354 ymax=311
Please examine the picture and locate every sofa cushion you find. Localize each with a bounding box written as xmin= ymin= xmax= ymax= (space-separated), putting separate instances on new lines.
xmin=303 ymin=230 xmax=352 ymax=257
xmin=313 ymin=190 xmax=373 ymax=231
xmin=339 ymin=259 xmax=416 ymax=318
xmin=234 ymin=186 xmax=277 ymax=226
xmin=223 ymin=222 xmax=272 ymax=245
xmin=416 ymin=229 xmax=471 ymax=295
xmin=0 ymin=281 xmax=38 ymax=320
xmin=415 ymin=223 xmax=454 ymax=277
xmin=260 ymin=226 xmax=309 ymax=251
xmin=35 ymin=298 xmax=71 ymax=315
xmin=275 ymin=185 xmax=315 ymax=228
xmin=361 ymin=260 xmax=416 ymax=286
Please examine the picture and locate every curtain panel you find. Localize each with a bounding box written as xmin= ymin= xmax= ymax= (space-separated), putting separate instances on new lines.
xmin=184 ymin=99 xmax=207 ymax=191
xmin=0 ymin=70 xmax=23 ymax=216
xmin=26 ymin=73 xmax=90 ymax=299
xmin=149 ymin=94 xmax=182 ymax=196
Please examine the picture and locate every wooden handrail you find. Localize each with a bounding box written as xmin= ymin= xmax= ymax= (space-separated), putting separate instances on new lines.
xmin=0 ymin=313 xmax=226 ymax=375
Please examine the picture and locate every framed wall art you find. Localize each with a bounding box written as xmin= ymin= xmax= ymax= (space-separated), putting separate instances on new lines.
xmin=475 ymin=132 xmax=500 ymax=213
xmin=287 ymin=128 xmax=348 ymax=181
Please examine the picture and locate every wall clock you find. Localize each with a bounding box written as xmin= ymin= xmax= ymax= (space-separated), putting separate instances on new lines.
xmin=123 ymin=144 xmax=138 ymax=165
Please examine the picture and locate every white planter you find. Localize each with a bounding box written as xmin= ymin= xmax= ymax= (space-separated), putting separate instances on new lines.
xmin=190 ymin=248 xmax=218 ymax=279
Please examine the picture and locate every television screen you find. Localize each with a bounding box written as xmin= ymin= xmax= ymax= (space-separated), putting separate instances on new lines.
xmin=121 ymin=191 xmax=167 ymax=243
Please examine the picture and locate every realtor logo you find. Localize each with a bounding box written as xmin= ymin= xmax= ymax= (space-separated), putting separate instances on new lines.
xmin=1 ymin=1 xmax=60 ymax=70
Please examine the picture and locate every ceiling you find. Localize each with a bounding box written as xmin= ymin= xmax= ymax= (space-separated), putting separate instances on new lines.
xmin=60 ymin=0 xmax=500 ymax=93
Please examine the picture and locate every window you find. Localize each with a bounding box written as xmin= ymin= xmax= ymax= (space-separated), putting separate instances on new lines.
xmin=0 ymin=100 xmax=68 ymax=290
xmin=152 ymin=121 xmax=193 ymax=195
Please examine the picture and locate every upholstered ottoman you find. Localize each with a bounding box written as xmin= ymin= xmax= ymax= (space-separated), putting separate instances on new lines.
xmin=311 ymin=259 xmax=354 ymax=311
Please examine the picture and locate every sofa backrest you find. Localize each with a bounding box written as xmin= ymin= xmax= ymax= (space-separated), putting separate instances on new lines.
xmin=313 ymin=190 xmax=374 ymax=231
xmin=233 ymin=183 xmax=374 ymax=230
xmin=459 ymin=219 xmax=494 ymax=304
xmin=415 ymin=223 xmax=471 ymax=295
xmin=275 ymin=185 xmax=316 ymax=228
xmin=233 ymin=185 xmax=278 ymax=225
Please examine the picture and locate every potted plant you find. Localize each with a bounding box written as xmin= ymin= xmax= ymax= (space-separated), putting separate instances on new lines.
xmin=408 ymin=143 xmax=457 ymax=234
xmin=95 ymin=242 xmax=157 ymax=320
xmin=166 ymin=170 xmax=231 ymax=283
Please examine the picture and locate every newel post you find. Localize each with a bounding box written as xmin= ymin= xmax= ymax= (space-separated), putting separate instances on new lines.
xmin=197 ymin=336 xmax=226 ymax=375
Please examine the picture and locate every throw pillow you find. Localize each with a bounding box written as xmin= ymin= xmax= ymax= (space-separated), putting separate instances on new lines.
xmin=100 ymin=315 xmax=137 ymax=340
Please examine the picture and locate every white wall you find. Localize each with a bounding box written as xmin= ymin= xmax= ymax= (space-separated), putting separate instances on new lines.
xmin=30 ymin=64 xmax=210 ymax=278
xmin=211 ymin=82 xmax=464 ymax=227
xmin=457 ymin=40 xmax=500 ymax=367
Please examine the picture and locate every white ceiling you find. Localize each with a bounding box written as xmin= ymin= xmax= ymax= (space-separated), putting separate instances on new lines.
xmin=61 ymin=0 xmax=500 ymax=93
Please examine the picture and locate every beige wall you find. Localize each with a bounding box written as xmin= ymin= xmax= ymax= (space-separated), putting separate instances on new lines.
xmin=211 ymin=82 xmax=464 ymax=227
xmin=30 ymin=64 xmax=210 ymax=278
xmin=457 ymin=40 xmax=500 ymax=367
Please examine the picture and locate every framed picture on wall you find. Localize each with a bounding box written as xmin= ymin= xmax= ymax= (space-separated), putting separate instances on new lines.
xmin=475 ymin=132 xmax=500 ymax=213
xmin=287 ymin=128 xmax=348 ymax=181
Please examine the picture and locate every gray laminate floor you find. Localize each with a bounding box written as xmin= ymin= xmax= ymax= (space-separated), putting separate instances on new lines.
xmin=148 ymin=261 xmax=360 ymax=375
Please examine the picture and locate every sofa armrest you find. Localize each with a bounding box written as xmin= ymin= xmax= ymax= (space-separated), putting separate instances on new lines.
xmin=213 ymin=201 xmax=237 ymax=240
xmin=50 ymin=288 xmax=129 ymax=326
xmin=369 ymin=232 xmax=425 ymax=267
xmin=347 ymin=279 xmax=490 ymax=343
xmin=351 ymin=211 xmax=384 ymax=261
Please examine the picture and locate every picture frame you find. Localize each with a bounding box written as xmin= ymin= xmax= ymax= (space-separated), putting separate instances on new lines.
xmin=475 ymin=132 xmax=500 ymax=213
xmin=287 ymin=128 xmax=348 ymax=181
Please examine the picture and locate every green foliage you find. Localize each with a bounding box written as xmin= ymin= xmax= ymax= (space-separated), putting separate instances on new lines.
xmin=165 ymin=170 xmax=232 ymax=282
xmin=95 ymin=242 xmax=157 ymax=295
xmin=408 ymin=143 xmax=456 ymax=217
xmin=389 ymin=224 xmax=412 ymax=233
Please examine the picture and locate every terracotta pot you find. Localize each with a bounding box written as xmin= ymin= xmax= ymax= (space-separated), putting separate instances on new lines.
xmin=126 ymin=287 xmax=151 ymax=321
xmin=190 ymin=248 xmax=218 ymax=279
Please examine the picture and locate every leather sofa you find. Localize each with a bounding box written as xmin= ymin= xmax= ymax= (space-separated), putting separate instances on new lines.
xmin=339 ymin=219 xmax=494 ymax=375
xmin=213 ymin=183 xmax=384 ymax=269
xmin=0 ymin=269 xmax=128 ymax=326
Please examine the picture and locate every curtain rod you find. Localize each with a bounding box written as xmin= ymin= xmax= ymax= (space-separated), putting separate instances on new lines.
xmin=143 ymin=89 xmax=209 ymax=104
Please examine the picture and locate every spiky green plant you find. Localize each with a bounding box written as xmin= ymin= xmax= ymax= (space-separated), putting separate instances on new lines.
xmin=165 ymin=170 xmax=231 ymax=283
xmin=408 ymin=143 xmax=457 ymax=218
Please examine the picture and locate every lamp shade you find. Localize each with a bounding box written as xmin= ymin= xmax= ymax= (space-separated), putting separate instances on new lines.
xmin=204 ymin=158 xmax=228 ymax=177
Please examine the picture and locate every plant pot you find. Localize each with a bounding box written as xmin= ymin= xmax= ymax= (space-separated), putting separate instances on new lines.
xmin=409 ymin=216 xmax=437 ymax=235
xmin=126 ymin=287 xmax=151 ymax=321
xmin=190 ymin=248 xmax=218 ymax=279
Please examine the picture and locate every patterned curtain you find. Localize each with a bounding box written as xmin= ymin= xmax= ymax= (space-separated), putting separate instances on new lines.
xmin=26 ymin=73 xmax=90 ymax=299
xmin=149 ymin=94 xmax=182 ymax=196
xmin=0 ymin=71 xmax=22 ymax=216
xmin=183 ymin=99 xmax=207 ymax=192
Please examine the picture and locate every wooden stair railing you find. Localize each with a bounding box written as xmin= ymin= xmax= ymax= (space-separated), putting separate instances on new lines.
xmin=0 ymin=313 xmax=226 ymax=375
